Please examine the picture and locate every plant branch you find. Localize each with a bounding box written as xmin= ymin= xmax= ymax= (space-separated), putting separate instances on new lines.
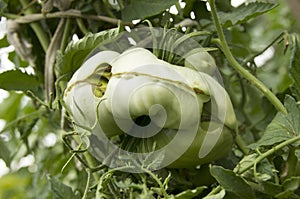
xmin=208 ymin=135 xmax=300 ymax=196
xmin=243 ymin=32 xmax=288 ymax=65
xmin=9 ymin=9 xmax=133 ymax=26
xmin=45 ymin=18 xmax=66 ymax=101
xmin=208 ymin=0 xmax=287 ymax=114
xmin=238 ymin=134 xmax=300 ymax=174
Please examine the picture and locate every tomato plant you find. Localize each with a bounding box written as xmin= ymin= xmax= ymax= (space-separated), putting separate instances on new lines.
xmin=0 ymin=0 xmax=300 ymax=198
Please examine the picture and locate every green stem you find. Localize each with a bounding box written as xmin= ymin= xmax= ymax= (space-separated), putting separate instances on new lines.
xmin=235 ymin=134 xmax=249 ymax=155
xmin=19 ymin=0 xmax=49 ymax=52
xmin=82 ymin=169 xmax=91 ymax=199
xmin=76 ymin=18 xmax=89 ymax=35
xmin=116 ymin=0 xmax=125 ymax=10
xmin=62 ymin=132 xmax=105 ymax=182
xmin=142 ymin=168 xmax=168 ymax=198
xmin=208 ymin=0 xmax=287 ymax=114
xmin=61 ymin=18 xmax=72 ymax=52
xmin=238 ymin=134 xmax=300 ymax=174
xmin=208 ymin=135 xmax=300 ymax=196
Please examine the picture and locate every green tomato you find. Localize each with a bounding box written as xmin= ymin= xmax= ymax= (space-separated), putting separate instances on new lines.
xmin=64 ymin=47 xmax=237 ymax=168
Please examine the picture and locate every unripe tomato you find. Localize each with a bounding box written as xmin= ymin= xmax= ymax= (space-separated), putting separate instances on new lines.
xmin=64 ymin=47 xmax=237 ymax=168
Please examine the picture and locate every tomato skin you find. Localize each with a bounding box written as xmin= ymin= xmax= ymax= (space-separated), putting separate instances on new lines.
xmin=64 ymin=47 xmax=237 ymax=168
xmin=63 ymin=50 xmax=120 ymax=131
xmin=169 ymin=122 xmax=234 ymax=168
xmin=136 ymin=121 xmax=233 ymax=168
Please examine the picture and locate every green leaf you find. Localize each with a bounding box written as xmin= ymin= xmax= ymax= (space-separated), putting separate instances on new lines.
xmin=248 ymin=96 xmax=300 ymax=149
xmin=8 ymin=51 xmax=29 ymax=68
xmin=210 ymin=165 xmax=255 ymax=199
xmin=289 ymin=35 xmax=300 ymax=101
xmin=48 ymin=175 xmax=80 ymax=199
xmin=0 ymin=70 xmax=40 ymax=92
xmin=175 ymin=186 xmax=206 ymax=199
xmin=219 ymin=2 xmax=278 ymax=28
xmin=0 ymin=173 xmax=31 ymax=199
xmin=121 ymin=0 xmax=177 ymax=21
xmin=183 ymin=0 xmax=210 ymax=20
xmin=0 ymin=138 xmax=11 ymax=165
xmin=276 ymin=177 xmax=300 ymax=199
xmin=0 ymin=0 xmax=7 ymax=14
xmin=283 ymin=177 xmax=300 ymax=192
xmin=257 ymin=181 xmax=282 ymax=197
xmin=215 ymin=0 xmax=232 ymax=12
xmin=0 ymin=92 xmax=23 ymax=122
xmin=55 ymin=27 xmax=122 ymax=80
xmin=0 ymin=35 xmax=9 ymax=48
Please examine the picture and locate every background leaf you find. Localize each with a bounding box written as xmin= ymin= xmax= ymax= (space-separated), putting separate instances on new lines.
xmin=219 ymin=2 xmax=278 ymax=27
xmin=0 ymin=1 xmax=7 ymax=14
xmin=0 ymin=173 xmax=31 ymax=199
xmin=289 ymin=35 xmax=300 ymax=101
xmin=257 ymin=181 xmax=283 ymax=197
xmin=48 ymin=175 xmax=80 ymax=199
xmin=248 ymin=95 xmax=300 ymax=149
xmin=0 ymin=70 xmax=40 ymax=92
xmin=0 ymin=35 xmax=9 ymax=48
xmin=8 ymin=51 xmax=29 ymax=68
xmin=121 ymin=0 xmax=177 ymax=21
xmin=0 ymin=92 xmax=22 ymax=122
xmin=275 ymin=177 xmax=300 ymax=199
xmin=0 ymin=138 xmax=11 ymax=165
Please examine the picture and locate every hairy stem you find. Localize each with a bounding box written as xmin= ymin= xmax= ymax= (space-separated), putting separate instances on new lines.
xmin=208 ymin=0 xmax=287 ymax=114
xmin=238 ymin=134 xmax=300 ymax=174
